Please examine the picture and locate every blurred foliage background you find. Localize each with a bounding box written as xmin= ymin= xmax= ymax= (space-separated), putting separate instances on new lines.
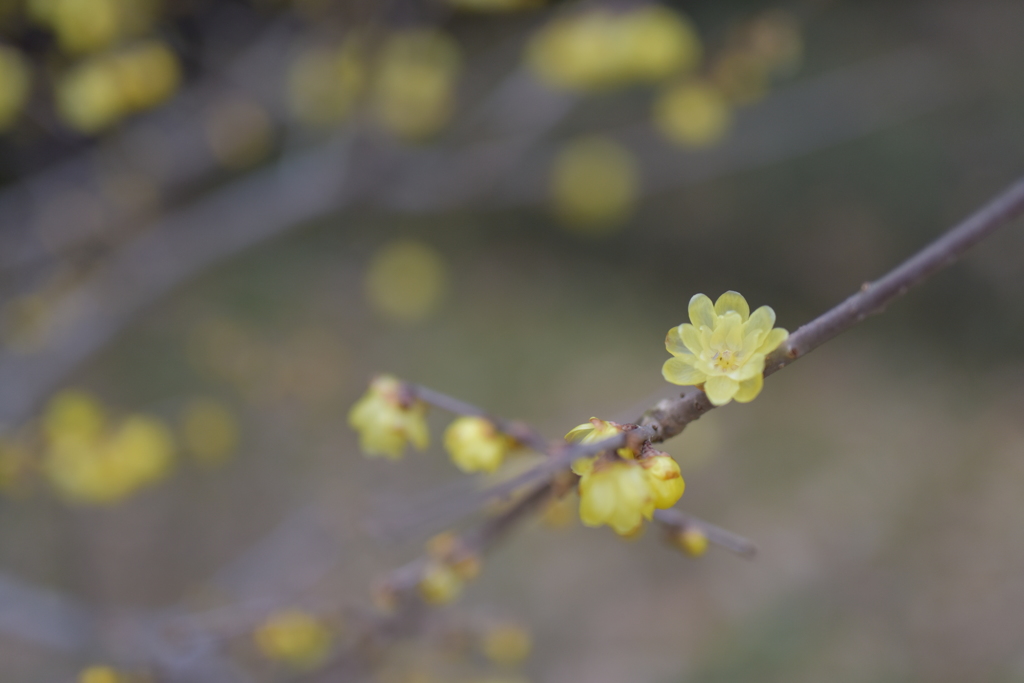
xmin=1 ymin=0 xmax=1024 ymax=681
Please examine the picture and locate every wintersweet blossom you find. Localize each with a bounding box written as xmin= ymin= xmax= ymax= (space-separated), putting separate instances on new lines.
xmin=662 ymin=291 xmax=787 ymax=406
xmin=640 ymin=451 xmax=685 ymax=508
xmin=347 ymin=375 xmax=429 ymax=458
xmin=443 ymin=416 xmax=513 ymax=473
xmin=574 ymin=458 xmax=653 ymax=535
xmin=565 ymin=417 xmax=634 ymax=458
xmin=572 ymin=449 xmax=685 ymax=536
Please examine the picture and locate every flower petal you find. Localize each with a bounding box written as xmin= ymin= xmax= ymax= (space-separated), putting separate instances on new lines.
xmin=733 ymin=352 xmax=765 ymax=380
xmin=746 ymin=305 xmax=776 ymax=336
xmin=757 ymin=327 xmax=789 ymax=354
xmin=733 ymin=373 xmax=764 ymax=403
xmin=715 ymin=291 xmax=749 ymax=321
xmin=680 ymin=323 xmax=703 ymax=354
xmin=688 ymin=294 xmax=715 ymax=329
xmin=662 ymin=357 xmax=706 ymax=386
xmin=665 ymin=325 xmax=692 ymax=356
xmin=704 ymin=375 xmax=739 ymax=406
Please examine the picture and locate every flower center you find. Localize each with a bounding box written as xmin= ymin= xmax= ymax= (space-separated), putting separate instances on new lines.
xmin=710 ymin=347 xmax=740 ymax=372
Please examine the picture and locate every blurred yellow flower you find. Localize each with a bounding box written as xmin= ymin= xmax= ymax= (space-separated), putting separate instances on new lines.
xmin=287 ymin=40 xmax=366 ymax=128
xmin=56 ymin=40 xmax=180 ymax=133
xmin=672 ymin=525 xmax=709 ymax=556
xmin=662 ymin=291 xmax=788 ymax=406
xmin=348 ymin=375 xmax=429 ymax=458
xmin=0 ymin=45 xmax=30 ymax=131
xmin=550 ymin=136 xmax=637 ymax=232
xmin=181 ymin=398 xmax=239 ymax=466
xmin=78 ymin=665 xmax=123 ymax=683
xmin=365 ymin=239 xmax=448 ymax=324
xmin=254 ymin=610 xmax=332 ymax=668
xmin=653 ymin=81 xmax=732 ymax=147
xmin=527 ymin=5 xmax=700 ymax=91
xmin=371 ymin=29 xmax=460 ymax=140
xmin=418 ymin=560 xmax=463 ymax=605
xmin=41 ymin=391 xmax=175 ymax=504
xmin=482 ymin=623 xmax=532 ymax=667
xmin=444 ymin=416 xmax=513 ymax=473
xmin=43 ymin=389 xmax=106 ymax=447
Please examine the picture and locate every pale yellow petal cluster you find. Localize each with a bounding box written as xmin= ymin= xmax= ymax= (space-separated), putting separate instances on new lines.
xmin=527 ymin=5 xmax=700 ymax=91
xmin=662 ymin=291 xmax=787 ymax=406
xmin=254 ymin=610 xmax=333 ymax=669
xmin=347 ymin=375 xmax=429 ymax=459
xmin=444 ymin=416 xmax=513 ymax=473
xmin=572 ymin=438 xmax=685 ymax=536
xmin=41 ymin=390 xmax=175 ymax=505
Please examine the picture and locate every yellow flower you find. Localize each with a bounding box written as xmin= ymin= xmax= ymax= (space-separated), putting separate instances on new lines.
xmin=371 ymin=29 xmax=460 ymax=140
xmin=565 ymin=417 xmax=633 ymax=459
xmin=673 ymin=526 xmax=709 ymax=556
xmin=418 ymin=560 xmax=463 ymax=605
xmin=444 ymin=416 xmax=512 ymax=473
xmin=653 ymin=81 xmax=732 ymax=147
xmin=254 ymin=610 xmax=332 ymax=668
xmin=662 ymin=291 xmax=787 ymax=406
xmin=348 ymin=375 xmax=429 ymax=459
xmin=640 ymin=451 xmax=684 ymax=508
xmin=577 ymin=459 xmax=654 ymax=535
xmin=482 ymin=623 xmax=532 ymax=667
xmin=78 ymin=665 xmax=123 ymax=683
xmin=550 ymin=135 xmax=637 ymax=232
xmin=526 ymin=6 xmax=700 ymax=91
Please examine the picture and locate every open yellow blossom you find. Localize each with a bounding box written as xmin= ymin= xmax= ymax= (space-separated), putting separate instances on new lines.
xmin=444 ymin=416 xmax=513 ymax=473
xmin=653 ymin=81 xmax=732 ymax=147
xmin=662 ymin=291 xmax=787 ymax=406
xmin=348 ymin=375 xmax=429 ymax=459
xmin=254 ymin=609 xmax=332 ymax=668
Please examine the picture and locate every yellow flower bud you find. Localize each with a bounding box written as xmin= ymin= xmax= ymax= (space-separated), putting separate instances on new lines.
xmin=254 ymin=610 xmax=333 ymax=668
xmin=640 ymin=453 xmax=685 ymax=509
xmin=653 ymin=81 xmax=731 ymax=147
xmin=673 ymin=526 xmax=709 ymax=557
xmin=577 ymin=459 xmax=654 ymax=536
xmin=482 ymin=623 xmax=532 ymax=667
xmin=444 ymin=416 xmax=512 ymax=473
xmin=565 ymin=417 xmax=634 ymax=462
xmin=348 ymin=375 xmax=429 ymax=459
xmin=418 ymin=561 xmax=463 ymax=605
